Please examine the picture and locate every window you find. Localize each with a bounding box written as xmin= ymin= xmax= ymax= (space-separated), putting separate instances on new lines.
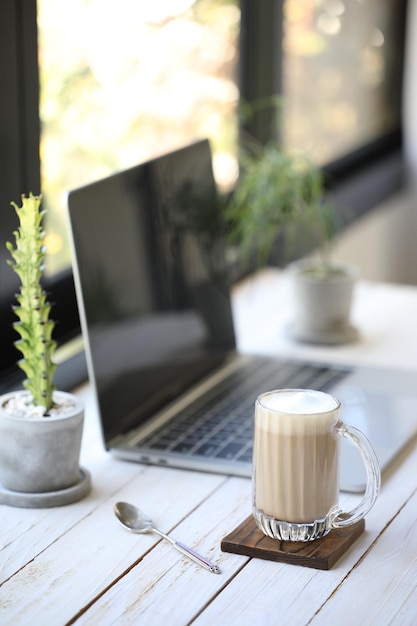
xmin=0 ymin=0 xmax=408 ymax=387
xmin=239 ymin=0 xmax=406 ymax=218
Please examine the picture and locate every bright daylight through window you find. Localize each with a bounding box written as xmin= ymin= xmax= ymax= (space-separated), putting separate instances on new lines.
xmin=38 ymin=0 xmax=240 ymax=274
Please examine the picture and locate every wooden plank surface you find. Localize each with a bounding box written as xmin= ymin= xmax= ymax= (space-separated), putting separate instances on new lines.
xmin=0 ymin=465 xmax=230 ymax=625
xmin=310 ymin=485 xmax=417 ymax=625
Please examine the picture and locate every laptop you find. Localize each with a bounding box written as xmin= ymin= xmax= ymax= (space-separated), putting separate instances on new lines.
xmin=67 ymin=139 xmax=417 ymax=493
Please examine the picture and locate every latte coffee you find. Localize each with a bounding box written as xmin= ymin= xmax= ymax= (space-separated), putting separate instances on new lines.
xmin=253 ymin=390 xmax=339 ymax=523
xmin=252 ymin=388 xmax=381 ymax=541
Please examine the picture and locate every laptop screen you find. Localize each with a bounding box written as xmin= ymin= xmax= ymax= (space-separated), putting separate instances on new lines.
xmin=68 ymin=140 xmax=236 ymax=443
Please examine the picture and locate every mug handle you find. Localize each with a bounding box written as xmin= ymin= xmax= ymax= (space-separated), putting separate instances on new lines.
xmin=331 ymin=421 xmax=381 ymax=528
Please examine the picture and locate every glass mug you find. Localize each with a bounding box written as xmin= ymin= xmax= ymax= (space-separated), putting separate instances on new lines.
xmin=252 ymin=389 xmax=381 ymax=542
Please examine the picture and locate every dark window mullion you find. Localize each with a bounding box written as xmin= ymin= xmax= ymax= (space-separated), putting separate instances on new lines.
xmin=0 ymin=1 xmax=40 ymax=373
xmin=239 ymin=0 xmax=283 ymax=144
xmin=18 ymin=0 xmax=41 ymax=197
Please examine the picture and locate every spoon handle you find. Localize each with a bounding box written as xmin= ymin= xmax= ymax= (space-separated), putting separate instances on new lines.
xmin=153 ymin=528 xmax=220 ymax=574
xmin=172 ymin=540 xmax=221 ymax=574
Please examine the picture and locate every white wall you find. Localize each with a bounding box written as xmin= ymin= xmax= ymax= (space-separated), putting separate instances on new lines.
xmin=329 ymin=0 xmax=417 ymax=286
xmin=332 ymin=190 xmax=417 ymax=285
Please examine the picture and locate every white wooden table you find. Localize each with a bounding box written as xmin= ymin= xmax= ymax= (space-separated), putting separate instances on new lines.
xmin=1 ymin=269 xmax=417 ymax=626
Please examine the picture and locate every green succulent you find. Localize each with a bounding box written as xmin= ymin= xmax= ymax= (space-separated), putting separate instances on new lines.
xmin=6 ymin=193 xmax=57 ymax=412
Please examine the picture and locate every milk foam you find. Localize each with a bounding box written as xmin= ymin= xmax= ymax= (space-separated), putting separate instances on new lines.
xmin=260 ymin=389 xmax=338 ymax=414
xmin=256 ymin=389 xmax=340 ymax=436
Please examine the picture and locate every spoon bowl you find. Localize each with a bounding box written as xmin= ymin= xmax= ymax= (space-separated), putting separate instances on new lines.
xmin=114 ymin=501 xmax=154 ymax=533
xmin=114 ymin=501 xmax=221 ymax=574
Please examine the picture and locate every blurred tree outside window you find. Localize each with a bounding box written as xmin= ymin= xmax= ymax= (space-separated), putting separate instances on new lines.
xmin=38 ymin=0 xmax=240 ymax=274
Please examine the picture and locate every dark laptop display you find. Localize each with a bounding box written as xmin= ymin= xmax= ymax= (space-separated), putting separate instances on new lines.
xmin=68 ymin=140 xmax=235 ymax=442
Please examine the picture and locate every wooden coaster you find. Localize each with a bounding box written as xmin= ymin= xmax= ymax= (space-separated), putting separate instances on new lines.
xmin=221 ymin=516 xmax=365 ymax=570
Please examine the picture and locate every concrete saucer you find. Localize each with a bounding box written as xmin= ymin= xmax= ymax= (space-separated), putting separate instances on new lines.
xmin=0 ymin=467 xmax=91 ymax=508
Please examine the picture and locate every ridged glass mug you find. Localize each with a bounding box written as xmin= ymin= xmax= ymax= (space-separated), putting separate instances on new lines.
xmin=252 ymin=389 xmax=381 ymax=542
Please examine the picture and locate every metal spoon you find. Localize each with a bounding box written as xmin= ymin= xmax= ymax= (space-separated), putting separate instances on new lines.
xmin=114 ymin=501 xmax=221 ymax=574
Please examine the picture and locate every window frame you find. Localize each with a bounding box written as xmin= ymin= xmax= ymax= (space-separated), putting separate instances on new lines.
xmin=0 ymin=0 xmax=408 ymax=388
xmin=239 ymin=0 xmax=406 ymax=222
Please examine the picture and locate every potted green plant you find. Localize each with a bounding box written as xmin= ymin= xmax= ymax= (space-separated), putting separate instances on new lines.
xmin=225 ymin=117 xmax=358 ymax=344
xmin=0 ymin=194 xmax=91 ymax=507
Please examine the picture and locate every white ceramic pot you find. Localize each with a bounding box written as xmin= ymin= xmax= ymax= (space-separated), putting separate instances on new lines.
xmin=289 ymin=260 xmax=358 ymax=344
xmin=0 ymin=390 xmax=85 ymax=494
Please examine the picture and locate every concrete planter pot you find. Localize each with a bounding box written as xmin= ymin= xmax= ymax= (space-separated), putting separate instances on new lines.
xmin=0 ymin=390 xmax=91 ymax=507
xmin=289 ymin=260 xmax=359 ymax=345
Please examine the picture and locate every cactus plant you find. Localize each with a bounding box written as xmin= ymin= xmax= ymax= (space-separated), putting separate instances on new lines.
xmin=6 ymin=193 xmax=57 ymax=412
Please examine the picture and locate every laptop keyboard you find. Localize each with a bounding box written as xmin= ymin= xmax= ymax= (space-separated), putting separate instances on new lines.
xmin=139 ymin=358 xmax=350 ymax=466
